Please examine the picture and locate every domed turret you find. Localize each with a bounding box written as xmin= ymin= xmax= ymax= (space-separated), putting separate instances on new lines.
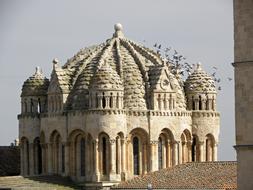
xmin=89 ymin=60 xmax=124 ymax=109
xmin=21 ymin=67 xmax=49 ymax=113
xmin=185 ymin=63 xmax=217 ymax=111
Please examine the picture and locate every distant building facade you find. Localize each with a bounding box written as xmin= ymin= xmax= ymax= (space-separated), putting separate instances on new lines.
xmin=18 ymin=24 xmax=220 ymax=187
xmin=233 ymin=0 xmax=253 ymax=189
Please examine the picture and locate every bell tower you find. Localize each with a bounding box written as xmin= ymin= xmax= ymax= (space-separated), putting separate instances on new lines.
xmin=233 ymin=0 xmax=253 ymax=189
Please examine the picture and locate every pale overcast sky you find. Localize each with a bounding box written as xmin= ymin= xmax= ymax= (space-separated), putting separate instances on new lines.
xmin=0 ymin=0 xmax=235 ymax=160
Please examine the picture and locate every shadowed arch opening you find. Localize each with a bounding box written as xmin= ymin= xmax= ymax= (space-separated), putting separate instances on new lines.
xmin=50 ymin=130 xmax=62 ymax=174
xmin=34 ymin=137 xmax=42 ymax=175
xmin=181 ymin=129 xmax=192 ymax=163
xmin=68 ymin=129 xmax=94 ymax=180
xmin=98 ymin=132 xmax=110 ymax=179
xmin=158 ymin=128 xmax=175 ymax=168
xmin=192 ymin=134 xmax=200 ymax=162
xmin=129 ymin=128 xmax=149 ymax=175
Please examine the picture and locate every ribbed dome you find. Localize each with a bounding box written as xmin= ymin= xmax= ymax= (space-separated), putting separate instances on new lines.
xmin=21 ymin=67 xmax=49 ymax=96
xmin=62 ymin=24 xmax=186 ymax=110
xmin=185 ymin=63 xmax=216 ymax=94
xmin=90 ymin=60 xmax=123 ymax=90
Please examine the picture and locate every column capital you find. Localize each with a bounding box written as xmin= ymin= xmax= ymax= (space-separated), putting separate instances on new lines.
xmin=198 ymin=141 xmax=205 ymax=145
xmin=62 ymin=141 xmax=71 ymax=147
xmin=109 ymin=139 xmax=116 ymax=144
xmin=150 ymin=140 xmax=159 ymax=145
xmin=172 ymin=140 xmax=180 ymax=145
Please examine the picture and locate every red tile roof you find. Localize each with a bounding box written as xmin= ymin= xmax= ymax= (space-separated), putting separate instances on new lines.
xmin=113 ymin=162 xmax=237 ymax=190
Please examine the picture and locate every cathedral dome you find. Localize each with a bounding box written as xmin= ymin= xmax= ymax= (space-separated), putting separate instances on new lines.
xmin=21 ymin=67 xmax=49 ymax=97
xmin=185 ymin=63 xmax=216 ymax=94
xmin=61 ymin=24 xmax=186 ymax=110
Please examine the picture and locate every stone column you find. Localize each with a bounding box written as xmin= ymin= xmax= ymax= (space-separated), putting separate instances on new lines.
xmin=29 ymin=143 xmax=34 ymax=175
xmin=143 ymin=143 xmax=147 ymax=174
xmin=47 ymin=143 xmax=53 ymax=174
xmin=20 ymin=144 xmax=24 ymax=175
xmin=109 ymin=139 xmax=118 ymax=180
xmin=112 ymin=95 xmax=117 ymax=109
xmin=213 ymin=143 xmax=218 ymax=161
xmin=172 ymin=141 xmax=179 ymax=166
xmin=199 ymin=141 xmax=205 ymax=162
xmin=166 ymin=141 xmax=172 ymax=167
xmin=178 ymin=141 xmax=182 ymax=164
xmin=93 ymin=139 xmax=100 ymax=181
xmin=64 ymin=142 xmax=70 ymax=176
xmin=187 ymin=141 xmax=192 ymax=162
xmin=150 ymin=141 xmax=158 ymax=172
xmin=121 ymin=138 xmax=126 ymax=180
xmin=98 ymin=95 xmax=103 ymax=109
xmin=105 ymin=97 xmax=110 ymax=109
xmin=116 ymin=138 xmax=121 ymax=174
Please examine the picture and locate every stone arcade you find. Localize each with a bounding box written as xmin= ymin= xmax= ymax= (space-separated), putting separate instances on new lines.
xmin=18 ymin=24 xmax=220 ymax=188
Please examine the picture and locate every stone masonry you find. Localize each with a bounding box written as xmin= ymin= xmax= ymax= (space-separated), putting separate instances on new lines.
xmin=233 ymin=0 xmax=253 ymax=189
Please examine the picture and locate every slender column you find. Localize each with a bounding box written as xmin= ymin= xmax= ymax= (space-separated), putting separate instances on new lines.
xmin=109 ymin=139 xmax=117 ymax=180
xmin=29 ymin=143 xmax=34 ymax=175
xmin=143 ymin=143 xmax=147 ymax=174
xmin=178 ymin=141 xmax=182 ymax=164
xmin=117 ymin=138 xmax=121 ymax=174
xmin=150 ymin=141 xmax=158 ymax=172
xmin=20 ymin=144 xmax=24 ymax=175
xmin=47 ymin=143 xmax=53 ymax=174
xmin=172 ymin=141 xmax=179 ymax=166
xmin=121 ymin=139 xmax=126 ymax=179
xmin=166 ymin=141 xmax=171 ymax=167
xmin=112 ymin=96 xmax=117 ymax=108
xmin=105 ymin=97 xmax=110 ymax=109
xmin=187 ymin=141 xmax=192 ymax=162
xmin=64 ymin=142 xmax=70 ymax=176
xmin=164 ymin=97 xmax=168 ymax=110
xmin=213 ymin=143 xmax=218 ymax=161
xmin=93 ymin=139 xmax=100 ymax=181
xmin=199 ymin=141 xmax=205 ymax=162
xmin=98 ymin=95 xmax=103 ymax=109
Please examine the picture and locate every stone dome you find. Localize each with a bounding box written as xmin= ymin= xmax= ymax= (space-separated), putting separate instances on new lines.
xmin=61 ymin=24 xmax=186 ymax=110
xmin=185 ymin=63 xmax=216 ymax=94
xmin=21 ymin=67 xmax=49 ymax=97
xmin=90 ymin=60 xmax=123 ymax=90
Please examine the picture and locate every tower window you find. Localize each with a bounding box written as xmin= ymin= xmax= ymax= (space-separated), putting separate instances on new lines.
xmin=133 ymin=137 xmax=140 ymax=175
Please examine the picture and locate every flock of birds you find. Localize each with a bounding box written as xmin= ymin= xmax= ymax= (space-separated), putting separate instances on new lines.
xmin=152 ymin=43 xmax=233 ymax=92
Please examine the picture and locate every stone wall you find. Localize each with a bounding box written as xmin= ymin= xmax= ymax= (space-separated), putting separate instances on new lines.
xmin=234 ymin=0 xmax=253 ymax=189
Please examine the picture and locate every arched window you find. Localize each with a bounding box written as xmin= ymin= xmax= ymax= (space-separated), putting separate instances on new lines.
xmin=96 ymin=93 xmax=98 ymax=108
xmin=37 ymin=98 xmax=41 ymax=113
xmin=80 ymin=138 xmax=85 ymax=176
xmin=199 ymin=95 xmax=202 ymax=110
xmin=109 ymin=93 xmax=113 ymax=108
xmin=102 ymin=137 xmax=107 ymax=175
xmin=34 ymin=138 xmax=42 ymax=174
xmin=192 ymin=97 xmax=195 ymax=110
xmin=133 ymin=137 xmax=139 ymax=175
xmin=158 ymin=137 xmax=163 ymax=169
xmin=192 ymin=136 xmax=198 ymax=162
xmin=30 ymin=99 xmax=34 ymax=113
xmin=102 ymin=92 xmax=106 ymax=108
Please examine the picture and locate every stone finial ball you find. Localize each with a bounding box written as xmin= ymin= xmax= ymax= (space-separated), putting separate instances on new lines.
xmin=114 ymin=23 xmax=123 ymax=31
